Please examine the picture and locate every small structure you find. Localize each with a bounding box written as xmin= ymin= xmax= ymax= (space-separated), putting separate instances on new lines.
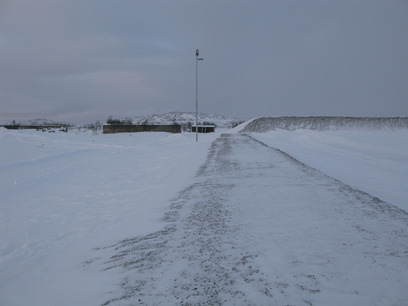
xmin=191 ymin=125 xmax=215 ymax=133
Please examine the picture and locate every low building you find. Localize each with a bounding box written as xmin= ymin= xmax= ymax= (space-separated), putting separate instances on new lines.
xmin=103 ymin=124 xmax=181 ymax=134
xmin=191 ymin=125 xmax=215 ymax=133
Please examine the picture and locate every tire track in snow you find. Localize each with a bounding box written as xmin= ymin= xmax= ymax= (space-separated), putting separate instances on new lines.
xmin=88 ymin=133 xmax=408 ymax=305
xmin=93 ymin=134 xmax=270 ymax=305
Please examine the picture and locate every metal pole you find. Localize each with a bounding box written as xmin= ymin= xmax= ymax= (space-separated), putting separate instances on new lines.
xmin=195 ymin=49 xmax=203 ymax=142
xmin=196 ymin=50 xmax=198 ymax=142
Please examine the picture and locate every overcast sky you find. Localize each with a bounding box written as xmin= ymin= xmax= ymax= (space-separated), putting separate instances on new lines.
xmin=1 ymin=0 xmax=407 ymax=124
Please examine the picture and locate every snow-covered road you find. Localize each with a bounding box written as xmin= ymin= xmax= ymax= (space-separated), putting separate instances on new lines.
xmin=92 ymin=133 xmax=408 ymax=305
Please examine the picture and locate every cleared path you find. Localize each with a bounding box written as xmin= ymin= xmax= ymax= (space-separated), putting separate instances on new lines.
xmin=91 ymin=133 xmax=408 ymax=305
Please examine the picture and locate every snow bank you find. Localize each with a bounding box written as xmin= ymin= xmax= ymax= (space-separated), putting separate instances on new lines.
xmin=228 ymin=117 xmax=259 ymax=133
xmin=241 ymin=116 xmax=408 ymax=133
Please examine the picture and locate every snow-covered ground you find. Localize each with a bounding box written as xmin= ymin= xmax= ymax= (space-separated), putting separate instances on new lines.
xmin=248 ymin=129 xmax=408 ymax=213
xmin=1 ymin=124 xmax=407 ymax=305
xmin=0 ymin=128 xmax=217 ymax=305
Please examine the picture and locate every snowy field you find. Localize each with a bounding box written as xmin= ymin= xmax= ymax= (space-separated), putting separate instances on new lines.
xmin=1 ymin=125 xmax=407 ymax=305
xmin=249 ymin=129 xmax=408 ymax=213
xmin=0 ymin=128 xmax=217 ymax=305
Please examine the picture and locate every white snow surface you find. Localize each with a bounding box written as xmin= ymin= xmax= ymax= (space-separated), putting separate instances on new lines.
xmin=1 ymin=126 xmax=407 ymax=305
xmin=240 ymin=116 xmax=408 ymax=132
xmin=249 ymin=129 xmax=408 ymax=213
xmin=0 ymin=128 xmax=217 ymax=305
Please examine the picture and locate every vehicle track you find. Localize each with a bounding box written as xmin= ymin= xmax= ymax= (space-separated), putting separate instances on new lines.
xmin=88 ymin=133 xmax=408 ymax=305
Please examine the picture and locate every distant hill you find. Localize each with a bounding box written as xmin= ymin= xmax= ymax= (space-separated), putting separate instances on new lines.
xmin=240 ymin=116 xmax=408 ymax=133
xmin=131 ymin=112 xmax=244 ymax=129
xmin=21 ymin=118 xmax=60 ymax=126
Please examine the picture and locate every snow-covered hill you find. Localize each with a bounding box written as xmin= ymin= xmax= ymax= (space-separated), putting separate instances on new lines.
xmin=23 ymin=118 xmax=58 ymax=126
xmin=240 ymin=116 xmax=408 ymax=133
xmin=131 ymin=112 xmax=243 ymax=129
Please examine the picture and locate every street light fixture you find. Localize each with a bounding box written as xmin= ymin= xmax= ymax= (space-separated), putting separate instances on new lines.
xmin=195 ymin=49 xmax=204 ymax=142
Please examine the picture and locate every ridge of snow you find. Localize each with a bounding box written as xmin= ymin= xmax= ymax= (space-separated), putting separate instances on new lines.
xmin=228 ymin=117 xmax=260 ymax=133
xmin=240 ymin=116 xmax=408 ymax=133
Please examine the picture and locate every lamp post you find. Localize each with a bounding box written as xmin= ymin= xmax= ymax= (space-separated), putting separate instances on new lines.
xmin=195 ymin=49 xmax=204 ymax=142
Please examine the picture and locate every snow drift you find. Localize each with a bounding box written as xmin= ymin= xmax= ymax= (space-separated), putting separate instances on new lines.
xmin=240 ymin=116 xmax=408 ymax=133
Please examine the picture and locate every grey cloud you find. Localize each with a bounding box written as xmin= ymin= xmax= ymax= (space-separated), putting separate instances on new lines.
xmin=1 ymin=0 xmax=407 ymax=124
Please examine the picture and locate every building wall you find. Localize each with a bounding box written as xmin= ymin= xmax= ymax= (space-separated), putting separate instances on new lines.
xmin=191 ymin=126 xmax=215 ymax=133
xmin=103 ymin=124 xmax=181 ymax=134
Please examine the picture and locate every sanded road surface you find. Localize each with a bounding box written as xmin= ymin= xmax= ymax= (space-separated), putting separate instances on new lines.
xmin=89 ymin=133 xmax=408 ymax=305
